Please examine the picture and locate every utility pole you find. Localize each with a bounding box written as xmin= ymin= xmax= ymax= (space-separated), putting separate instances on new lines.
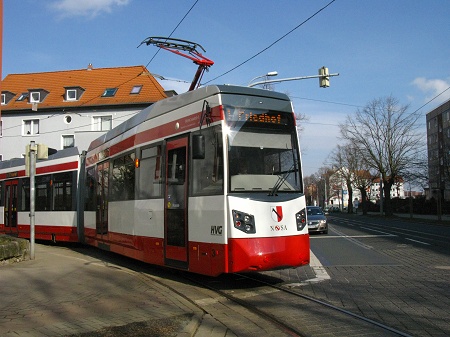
xmin=29 ymin=142 xmax=36 ymax=259
xmin=380 ymin=174 xmax=384 ymax=215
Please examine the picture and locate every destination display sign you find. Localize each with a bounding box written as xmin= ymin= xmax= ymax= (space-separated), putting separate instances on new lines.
xmin=224 ymin=106 xmax=289 ymax=125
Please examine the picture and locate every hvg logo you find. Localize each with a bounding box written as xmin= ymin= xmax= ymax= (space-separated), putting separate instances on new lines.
xmin=271 ymin=206 xmax=283 ymax=222
xmin=211 ymin=225 xmax=223 ymax=235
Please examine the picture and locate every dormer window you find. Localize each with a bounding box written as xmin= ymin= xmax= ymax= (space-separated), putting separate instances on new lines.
xmin=27 ymin=89 xmax=49 ymax=103
xmin=30 ymin=91 xmax=41 ymax=103
xmin=66 ymin=89 xmax=77 ymax=101
xmin=2 ymin=91 xmax=17 ymax=105
xmin=102 ymin=88 xmax=118 ymax=97
xmin=130 ymin=85 xmax=142 ymax=94
xmin=64 ymin=86 xmax=84 ymax=102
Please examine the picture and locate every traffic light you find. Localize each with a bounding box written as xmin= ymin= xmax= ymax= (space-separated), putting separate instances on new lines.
xmin=319 ymin=66 xmax=330 ymax=88
xmin=37 ymin=144 xmax=57 ymax=159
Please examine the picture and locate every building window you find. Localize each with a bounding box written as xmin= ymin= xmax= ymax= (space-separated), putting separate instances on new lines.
xmin=1 ymin=94 xmax=5 ymax=105
xmin=17 ymin=93 xmax=29 ymax=101
xmin=93 ymin=115 xmax=112 ymax=131
xmin=66 ymin=89 xmax=77 ymax=101
xmin=30 ymin=92 xmax=40 ymax=103
xmin=62 ymin=135 xmax=75 ymax=149
xmin=23 ymin=119 xmax=40 ymax=135
xmin=101 ymin=88 xmax=117 ymax=97
xmin=130 ymin=85 xmax=142 ymax=94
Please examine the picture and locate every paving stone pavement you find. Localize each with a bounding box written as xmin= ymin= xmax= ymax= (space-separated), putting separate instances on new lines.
xmin=0 ymin=243 xmax=298 ymax=337
xmin=0 ymin=243 xmax=205 ymax=337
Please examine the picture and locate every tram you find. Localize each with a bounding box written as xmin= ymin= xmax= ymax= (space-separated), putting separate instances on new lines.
xmin=0 ymin=147 xmax=82 ymax=242
xmin=84 ymin=85 xmax=310 ymax=276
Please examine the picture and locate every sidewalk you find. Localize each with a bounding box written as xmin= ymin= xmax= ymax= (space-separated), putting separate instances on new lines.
xmin=336 ymin=209 xmax=450 ymax=225
xmin=0 ymin=243 xmax=206 ymax=337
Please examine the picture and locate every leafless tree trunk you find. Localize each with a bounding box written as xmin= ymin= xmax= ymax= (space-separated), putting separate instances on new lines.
xmin=329 ymin=143 xmax=375 ymax=214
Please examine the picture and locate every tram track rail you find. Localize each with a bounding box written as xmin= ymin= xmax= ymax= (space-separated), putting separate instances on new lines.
xmin=235 ymin=273 xmax=412 ymax=337
xmin=139 ymin=266 xmax=413 ymax=337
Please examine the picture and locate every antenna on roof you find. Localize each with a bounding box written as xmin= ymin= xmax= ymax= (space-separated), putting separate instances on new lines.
xmin=138 ymin=37 xmax=214 ymax=92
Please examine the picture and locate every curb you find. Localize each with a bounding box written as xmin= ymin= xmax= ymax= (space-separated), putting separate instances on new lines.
xmin=0 ymin=235 xmax=30 ymax=263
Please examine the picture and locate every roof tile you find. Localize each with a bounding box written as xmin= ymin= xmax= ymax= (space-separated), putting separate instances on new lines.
xmin=1 ymin=65 xmax=167 ymax=111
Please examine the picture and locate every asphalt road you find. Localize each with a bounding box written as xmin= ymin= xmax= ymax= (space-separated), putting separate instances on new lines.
xmin=302 ymin=213 xmax=450 ymax=336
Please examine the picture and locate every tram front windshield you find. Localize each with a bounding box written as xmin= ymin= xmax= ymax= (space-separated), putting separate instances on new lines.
xmin=225 ymin=105 xmax=302 ymax=193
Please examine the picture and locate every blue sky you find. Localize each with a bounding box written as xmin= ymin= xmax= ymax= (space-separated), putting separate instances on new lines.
xmin=3 ymin=0 xmax=450 ymax=176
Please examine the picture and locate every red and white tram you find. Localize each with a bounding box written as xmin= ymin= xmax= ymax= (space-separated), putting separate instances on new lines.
xmin=0 ymin=147 xmax=81 ymax=242
xmin=84 ymin=85 xmax=310 ymax=276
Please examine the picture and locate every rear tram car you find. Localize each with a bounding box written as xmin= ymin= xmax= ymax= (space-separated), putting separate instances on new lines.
xmin=83 ymin=85 xmax=309 ymax=276
xmin=0 ymin=147 xmax=82 ymax=242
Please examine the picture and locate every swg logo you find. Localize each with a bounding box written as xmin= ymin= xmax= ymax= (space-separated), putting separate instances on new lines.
xmin=211 ymin=226 xmax=223 ymax=235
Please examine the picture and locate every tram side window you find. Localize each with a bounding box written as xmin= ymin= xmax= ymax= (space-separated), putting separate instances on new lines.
xmin=20 ymin=179 xmax=30 ymax=211
xmin=191 ymin=127 xmax=224 ymax=196
xmin=85 ymin=168 xmax=96 ymax=211
xmin=53 ymin=172 xmax=75 ymax=211
xmin=111 ymin=152 xmax=135 ymax=201
xmin=137 ymin=145 xmax=162 ymax=199
xmin=35 ymin=176 xmax=51 ymax=211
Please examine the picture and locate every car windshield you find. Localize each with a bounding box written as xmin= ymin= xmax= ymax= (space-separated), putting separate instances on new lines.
xmin=307 ymin=208 xmax=323 ymax=215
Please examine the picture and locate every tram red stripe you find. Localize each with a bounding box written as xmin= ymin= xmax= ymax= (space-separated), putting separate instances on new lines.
xmin=37 ymin=161 xmax=78 ymax=174
xmin=87 ymin=106 xmax=223 ymax=165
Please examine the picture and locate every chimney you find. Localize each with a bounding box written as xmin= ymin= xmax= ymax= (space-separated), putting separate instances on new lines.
xmin=87 ymin=63 xmax=93 ymax=70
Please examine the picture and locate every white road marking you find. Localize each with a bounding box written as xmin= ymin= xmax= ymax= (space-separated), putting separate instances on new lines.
xmin=405 ymin=238 xmax=430 ymax=245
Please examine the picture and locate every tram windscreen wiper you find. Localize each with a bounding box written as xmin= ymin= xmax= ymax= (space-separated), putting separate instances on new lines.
xmin=269 ymin=164 xmax=294 ymax=196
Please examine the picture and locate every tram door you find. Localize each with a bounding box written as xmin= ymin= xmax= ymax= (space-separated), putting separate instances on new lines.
xmin=4 ymin=180 xmax=19 ymax=235
xmin=96 ymin=162 xmax=109 ymax=235
xmin=164 ymin=137 xmax=188 ymax=266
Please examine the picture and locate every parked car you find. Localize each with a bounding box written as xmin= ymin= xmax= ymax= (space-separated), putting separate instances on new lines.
xmin=306 ymin=206 xmax=328 ymax=234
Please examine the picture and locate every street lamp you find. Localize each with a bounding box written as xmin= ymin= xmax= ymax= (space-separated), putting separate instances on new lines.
xmin=248 ymin=71 xmax=278 ymax=88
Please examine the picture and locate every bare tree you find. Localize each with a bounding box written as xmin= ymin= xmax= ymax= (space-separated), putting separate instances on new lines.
xmin=295 ymin=112 xmax=309 ymax=135
xmin=340 ymin=96 xmax=425 ymax=216
xmin=328 ymin=143 xmax=375 ymax=214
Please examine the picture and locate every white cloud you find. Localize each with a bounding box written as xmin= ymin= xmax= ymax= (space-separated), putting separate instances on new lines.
xmin=50 ymin=0 xmax=130 ymax=19
xmin=412 ymin=77 xmax=450 ymax=104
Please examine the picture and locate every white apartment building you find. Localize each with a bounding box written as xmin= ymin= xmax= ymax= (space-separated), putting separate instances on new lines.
xmin=1 ymin=65 xmax=167 ymax=160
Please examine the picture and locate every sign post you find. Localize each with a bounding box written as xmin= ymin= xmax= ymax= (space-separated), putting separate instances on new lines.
xmin=26 ymin=142 xmax=55 ymax=259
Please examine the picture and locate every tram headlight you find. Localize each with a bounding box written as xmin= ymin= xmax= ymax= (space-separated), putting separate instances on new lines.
xmin=232 ymin=210 xmax=256 ymax=234
xmin=296 ymin=208 xmax=307 ymax=231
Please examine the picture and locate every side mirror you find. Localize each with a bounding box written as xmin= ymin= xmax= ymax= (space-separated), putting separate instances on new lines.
xmin=192 ymin=135 xmax=205 ymax=159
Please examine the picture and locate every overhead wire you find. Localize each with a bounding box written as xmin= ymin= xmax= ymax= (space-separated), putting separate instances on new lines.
xmin=144 ymin=0 xmax=200 ymax=69
xmin=203 ymin=0 xmax=337 ymax=85
xmin=2 ymin=1 xmax=201 ymax=138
